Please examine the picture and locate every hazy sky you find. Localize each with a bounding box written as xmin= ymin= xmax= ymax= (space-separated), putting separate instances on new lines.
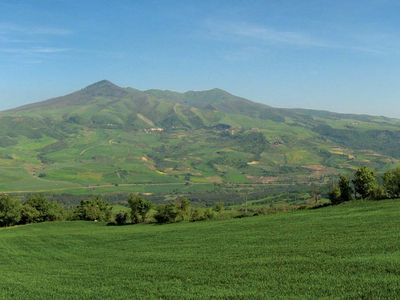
xmin=1 ymin=0 xmax=400 ymax=117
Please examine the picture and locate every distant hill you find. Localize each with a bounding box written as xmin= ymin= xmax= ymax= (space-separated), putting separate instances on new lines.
xmin=0 ymin=80 xmax=399 ymax=194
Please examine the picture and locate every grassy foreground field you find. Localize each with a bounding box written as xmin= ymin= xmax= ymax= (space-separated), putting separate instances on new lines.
xmin=1 ymin=200 xmax=400 ymax=299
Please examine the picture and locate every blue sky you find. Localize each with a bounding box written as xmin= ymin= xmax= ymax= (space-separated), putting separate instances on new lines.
xmin=1 ymin=0 xmax=400 ymax=117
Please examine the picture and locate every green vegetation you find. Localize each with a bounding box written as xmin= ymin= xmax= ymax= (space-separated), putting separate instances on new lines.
xmin=1 ymin=165 xmax=398 ymax=229
xmin=330 ymin=166 xmax=400 ymax=204
xmin=0 ymin=200 xmax=399 ymax=299
xmin=353 ymin=166 xmax=378 ymax=199
xmin=0 ymin=194 xmax=21 ymax=226
xmin=0 ymin=193 xmax=251 ymax=228
xmin=0 ymin=80 xmax=398 ymax=199
xmin=383 ymin=167 xmax=400 ymax=198
xmin=128 ymin=194 xmax=152 ymax=223
xmin=74 ymin=196 xmax=112 ymax=222
xmin=0 ymin=81 xmax=398 ymax=298
xmin=0 ymin=194 xmax=63 ymax=227
xmin=20 ymin=195 xmax=64 ymax=224
xmin=329 ymin=175 xmax=353 ymax=204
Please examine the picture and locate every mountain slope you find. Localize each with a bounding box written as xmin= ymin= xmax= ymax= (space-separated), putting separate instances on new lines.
xmin=0 ymin=80 xmax=399 ymax=195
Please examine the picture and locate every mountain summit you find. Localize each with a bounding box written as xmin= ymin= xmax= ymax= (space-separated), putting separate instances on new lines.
xmin=81 ymin=80 xmax=128 ymax=98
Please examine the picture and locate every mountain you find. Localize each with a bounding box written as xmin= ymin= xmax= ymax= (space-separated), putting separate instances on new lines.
xmin=0 ymin=80 xmax=399 ymax=195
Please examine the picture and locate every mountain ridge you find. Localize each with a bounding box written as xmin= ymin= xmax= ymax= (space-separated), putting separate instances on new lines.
xmin=0 ymin=80 xmax=398 ymax=195
xmin=7 ymin=79 xmax=400 ymax=123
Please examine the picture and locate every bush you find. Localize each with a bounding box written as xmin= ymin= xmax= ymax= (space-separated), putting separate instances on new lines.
xmin=0 ymin=194 xmax=21 ymax=227
xmin=190 ymin=207 xmax=216 ymax=222
xmin=175 ymin=197 xmax=191 ymax=221
xmin=20 ymin=203 xmax=40 ymax=224
xmin=329 ymin=175 xmax=353 ymax=205
xmin=371 ymin=185 xmax=386 ymax=200
xmin=22 ymin=195 xmax=64 ymax=223
xmin=214 ymin=201 xmax=225 ymax=213
xmin=115 ymin=211 xmax=128 ymax=225
xmin=128 ymin=194 xmax=153 ymax=224
xmin=74 ymin=196 xmax=112 ymax=222
xmin=338 ymin=175 xmax=353 ymax=202
xmin=190 ymin=208 xmax=206 ymax=222
xmin=154 ymin=198 xmax=193 ymax=224
xmin=328 ymin=186 xmax=341 ymax=205
xmin=383 ymin=167 xmax=400 ymax=198
xmin=204 ymin=208 xmax=216 ymax=220
xmin=154 ymin=203 xmax=178 ymax=224
xmin=353 ymin=167 xmax=377 ymax=199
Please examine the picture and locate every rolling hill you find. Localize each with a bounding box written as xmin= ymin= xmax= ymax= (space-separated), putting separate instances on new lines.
xmin=0 ymin=80 xmax=399 ymax=196
xmin=1 ymin=200 xmax=399 ymax=298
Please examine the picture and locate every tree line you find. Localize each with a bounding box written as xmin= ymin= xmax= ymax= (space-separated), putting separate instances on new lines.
xmin=115 ymin=194 xmax=223 ymax=225
xmin=329 ymin=166 xmax=400 ymax=205
xmin=0 ymin=193 xmax=226 ymax=228
xmin=1 ymin=166 xmax=398 ymax=227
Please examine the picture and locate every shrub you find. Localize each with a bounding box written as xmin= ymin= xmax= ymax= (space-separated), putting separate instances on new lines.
xmin=204 ymin=208 xmax=216 ymax=220
xmin=0 ymin=194 xmax=21 ymax=227
xmin=371 ymin=185 xmax=386 ymax=200
xmin=328 ymin=186 xmax=341 ymax=205
xmin=383 ymin=167 xmax=400 ymax=198
xmin=115 ymin=211 xmax=128 ymax=225
xmin=352 ymin=167 xmax=377 ymax=199
xmin=74 ymin=196 xmax=112 ymax=222
xmin=128 ymin=194 xmax=153 ymax=224
xmin=154 ymin=203 xmax=178 ymax=224
xmin=338 ymin=175 xmax=353 ymax=202
xmin=23 ymin=195 xmax=64 ymax=223
xmin=175 ymin=197 xmax=191 ymax=221
xmin=190 ymin=207 xmax=216 ymax=222
xmin=190 ymin=208 xmax=206 ymax=222
xmin=214 ymin=201 xmax=225 ymax=213
xmin=20 ymin=203 xmax=40 ymax=224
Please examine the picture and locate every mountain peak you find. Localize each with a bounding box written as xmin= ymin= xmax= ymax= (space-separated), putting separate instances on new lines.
xmin=83 ymin=80 xmax=120 ymax=90
xmin=208 ymin=88 xmax=229 ymax=93
xmin=81 ymin=80 xmax=128 ymax=98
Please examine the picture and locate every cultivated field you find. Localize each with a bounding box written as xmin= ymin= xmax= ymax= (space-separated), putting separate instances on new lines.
xmin=1 ymin=200 xmax=399 ymax=299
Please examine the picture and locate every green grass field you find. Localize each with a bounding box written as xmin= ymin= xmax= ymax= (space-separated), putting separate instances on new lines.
xmin=1 ymin=200 xmax=399 ymax=299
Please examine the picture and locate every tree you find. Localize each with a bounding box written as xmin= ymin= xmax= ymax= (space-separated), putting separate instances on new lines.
xmin=23 ymin=195 xmax=63 ymax=223
xmin=352 ymin=167 xmax=377 ymax=199
xmin=329 ymin=175 xmax=353 ymax=205
xmin=0 ymin=194 xmax=21 ymax=227
xmin=190 ymin=208 xmax=206 ymax=222
xmin=75 ymin=196 xmax=112 ymax=222
xmin=371 ymin=184 xmax=386 ymax=200
xmin=154 ymin=203 xmax=178 ymax=224
xmin=383 ymin=167 xmax=400 ymax=198
xmin=20 ymin=203 xmax=40 ymax=224
xmin=328 ymin=185 xmax=341 ymax=205
xmin=128 ymin=194 xmax=152 ymax=224
xmin=214 ymin=201 xmax=225 ymax=213
xmin=175 ymin=197 xmax=191 ymax=221
xmin=338 ymin=175 xmax=353 ymax=202
xmin=115 ymin=211 xmax=128 ymax=225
